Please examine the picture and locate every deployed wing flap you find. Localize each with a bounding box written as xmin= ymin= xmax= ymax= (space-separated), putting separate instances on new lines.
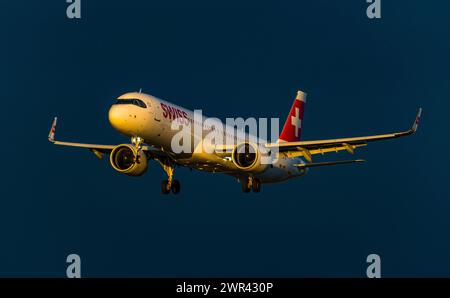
xmin=282 ymin=143 xmax=367 ymax=160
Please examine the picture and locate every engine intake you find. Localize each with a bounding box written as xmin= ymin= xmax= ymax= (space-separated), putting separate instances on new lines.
xmin=110 ymin=144 xmax=148 ymax=176
xmin=232 ymin=142 xmax=268 ymax=173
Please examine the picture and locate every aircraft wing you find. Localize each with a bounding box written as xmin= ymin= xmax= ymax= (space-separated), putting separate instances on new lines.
xmin=48 ymin=117 xmax=164 ymax=159
xmin=265 ymin=108 xmax=422 ymax=162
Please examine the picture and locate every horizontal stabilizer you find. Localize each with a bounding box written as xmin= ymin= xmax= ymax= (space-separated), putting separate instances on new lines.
xmin=295 ymin=159 xmax=365 ymax=168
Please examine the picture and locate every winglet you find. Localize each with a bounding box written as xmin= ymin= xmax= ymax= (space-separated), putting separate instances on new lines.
xmin=48 ymin=117 xmax=58 ymax=142
xmin=411 ymin=108 xmax=422 ymax=133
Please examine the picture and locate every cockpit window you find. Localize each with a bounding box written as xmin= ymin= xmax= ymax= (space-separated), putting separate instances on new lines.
xmin=115 ymin=99 xmax=147 ymax=108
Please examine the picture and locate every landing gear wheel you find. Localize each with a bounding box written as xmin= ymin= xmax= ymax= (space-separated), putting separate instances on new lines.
xmin=171 ymin=180 xmax=181 ymax=194
xmin=157 ymin=159 xmax=177 ymax=195
xmin=252 ymin=179 xmax=261 ymax=193
xmin=241 ymin=178 xmax=251 ymax=193
xmin=161 ymin=180 xmax=171 ymax=194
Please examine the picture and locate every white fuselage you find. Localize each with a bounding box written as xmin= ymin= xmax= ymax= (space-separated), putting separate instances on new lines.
xmin=108 ymin=92 xmax=306 ymax=183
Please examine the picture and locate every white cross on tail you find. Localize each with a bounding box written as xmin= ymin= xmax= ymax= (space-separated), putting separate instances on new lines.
xmin=291 ymin=107 xmax=302 ymax=137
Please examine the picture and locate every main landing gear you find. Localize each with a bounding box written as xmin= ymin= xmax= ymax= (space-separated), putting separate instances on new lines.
xmin=241 ymin=176 xmax=262 ymax=193
xmin=158 ymin=159 xmax=181 ymax=195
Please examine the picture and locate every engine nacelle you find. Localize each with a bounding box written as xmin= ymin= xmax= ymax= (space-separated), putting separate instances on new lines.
xmin=231 ymin=142 xmax=269 ymax=173
xmin=109 ymin=144 xmax=148 ymax=176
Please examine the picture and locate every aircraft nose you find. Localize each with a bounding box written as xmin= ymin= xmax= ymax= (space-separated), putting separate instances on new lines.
xmin=108 ymin=104 xmax=127 ymax=132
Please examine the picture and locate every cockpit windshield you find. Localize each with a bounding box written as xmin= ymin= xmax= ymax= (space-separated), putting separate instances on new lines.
xmin=115 ymin=99 xmax=147 ymax=108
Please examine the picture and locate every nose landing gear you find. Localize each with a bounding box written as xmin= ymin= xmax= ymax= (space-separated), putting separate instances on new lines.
xmin=130 ymin=136 xmax=182 ymax=195
xmin=171 ymin=180 xmax=181 ymax=194
xmin=161 ymin=179 xmax=181 ymax=194
xmin=158 ymin=159 xmax=181 ymax=195
xmin=131 ymin=136 xmax=144 ymax=150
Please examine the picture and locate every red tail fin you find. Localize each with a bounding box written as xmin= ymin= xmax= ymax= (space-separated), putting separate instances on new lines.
xmin=278 ymin=90 xmax=307 ymax=142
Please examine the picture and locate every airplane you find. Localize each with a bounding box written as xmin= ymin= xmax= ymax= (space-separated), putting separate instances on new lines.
xmin=48 ymin=90 xmax=422 ymax=194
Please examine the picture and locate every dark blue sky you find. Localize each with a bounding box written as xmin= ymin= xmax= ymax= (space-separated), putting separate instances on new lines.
xmin=1 ymin=0 xmax=449 ymax=277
